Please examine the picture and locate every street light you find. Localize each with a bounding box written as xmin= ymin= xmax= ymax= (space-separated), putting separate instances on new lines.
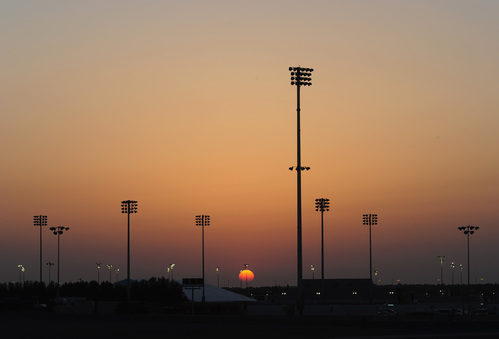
xmin=289 ymin=65 xmax=314 ymax=315
xmin=49 ymin=226 xmax=70 ymax=285
xmin=46 ymin=262 xmax=54 ymax=284
xmin=121 ymin=200 xmax=138 ymax=300
xmin=168 ymin=264 xmax=175 ymax=281
xmin=96 ymin=262 xmax=102 ymax=284
xmin=33 ymin=215 xmax=48 ymax=283
xmin=437 ymin=256 xmax=445 ymax=285
xmin=459 ymin=264 xmax=464 ymax=285
xmin=457 ymin=225 xmax=479 ymax=286
xmin=450 ymin=262 xmax=456 ymax=285
xmin=196 ymin=214 xmax=210 ymax=302
xmin=106 ymin=264 xmax=113 ymax=283
xmin=315 ymin=198 xmax=330 ymax=287
xmin=216 ymin=267 xmax=221 ymax=288
xmin=310 ymin=265 xmax=315 ymax=280
xmin=17 ymin=265 xmax=25 ymax=284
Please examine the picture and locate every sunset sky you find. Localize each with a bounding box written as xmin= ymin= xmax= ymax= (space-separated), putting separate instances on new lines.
xmin=1 ymin=0 xmax=498 ymax=286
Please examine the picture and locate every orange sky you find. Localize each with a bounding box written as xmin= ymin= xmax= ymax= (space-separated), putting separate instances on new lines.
xmin=1 ymin=1 xmax=498 ymax=286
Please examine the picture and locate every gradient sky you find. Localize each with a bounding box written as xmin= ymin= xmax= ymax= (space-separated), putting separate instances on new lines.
xmin=1 ymin=0 xmax=498 ymax=286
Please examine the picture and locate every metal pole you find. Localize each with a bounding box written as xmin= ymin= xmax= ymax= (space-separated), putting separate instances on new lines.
xmin=441 ymin=262 xmax=443 ymax=285
xmin=369 ymin=222 xmax=373 ymax=283
xmin=39 ymin=225 xmax=43 ymax=283
xmin=48 ymin=265 xmax=51 ymax=284
xmin=57 ymin=233 xmax=60 ymax=285
xmin=202 ymin=218 xmax=205 ymax=303
xmin=127 ymin=206 xmax=131 ymax=300
xmin=296 ymin=83 xmax=304 ymax=313
xmin=321 ymin=210 xmax=324 ymax=281
xmin=467 ymin=233 xmax=470 ymax=286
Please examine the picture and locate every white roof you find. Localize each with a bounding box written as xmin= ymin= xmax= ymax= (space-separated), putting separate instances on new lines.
xmin=183 ymin=283 xmax=256 ymax=302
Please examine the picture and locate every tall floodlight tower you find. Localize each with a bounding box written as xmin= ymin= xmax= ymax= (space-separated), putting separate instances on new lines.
xmin=196 ymin=214 xmax=211 ymax=303
xmin=33 ymin=215 xmax=48 ymax=283
xmin=121 ymin=200 xmax=138 ymax=300
xmin=289 ymin=65 xmax=313 ymax=314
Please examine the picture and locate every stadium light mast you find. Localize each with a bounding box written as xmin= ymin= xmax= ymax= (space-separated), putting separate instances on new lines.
xmin=33 ymin=215 xmax=48 ymax=283
xmin=49 ymin=226 xmax=70 ymax=285
xmin=315 ymin=198 xmax=330 ymax=284
xmin=121 ymin=200 xmax=138 ymax=300
xmin=362 ymin=214 xmax=378 ymax=284
xmin=289 ymin=65 xmax=313 ymax=314
xmin=196 ymin=214 xmax=211 ymax=303
xmin=457 ymin=225 xmax=479 ymax=286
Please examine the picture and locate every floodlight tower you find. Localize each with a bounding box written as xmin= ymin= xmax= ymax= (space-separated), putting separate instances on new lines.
xmin=315 ymin=198 xmax=330 ymax=283
xmin=121 ymin=200 xmax=138 ymax=300
xmin=362 ymin=214 xmax=378 ymax=284
xmin=289 ymin=65 xmax=313 ymax=313
xmin=33 ymin=215 xmax=48 ymax=283
xmin=196 ymin=215 xmax=211 ymax=303
xmin=49 ymin=226 xmax=70 ymax=285
xmin=457 ymin=225 xmax=479 ymax=286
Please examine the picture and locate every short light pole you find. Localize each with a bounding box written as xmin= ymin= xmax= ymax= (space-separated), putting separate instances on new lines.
xmin=17 ymin=265 xmax=25 ymax=284
xmin=115 ymin=268 xmax=120 ymax=281
xmin=33 ymin=215 xmax=47 ymax=283
xmin=374 ymin=269 xmax=380 ymax=284
xmin=310 ymin=265 xmax=315 ymax=280
xmin=96 ymin=262 xmax=102 ymax=284
xmin=457 ymin=225 xmax=479 ymax=286
xmin=289 ymin=65 xmax=314 ymax=315
xmin=450 ymin=262 xmax=456 ymax=285
xmin=459 ymin=264 xmax=464 ymax=284
xmin=216 ymin=267 xmax=220 ymax=288
xmin=168 ymin=264 xmax=175 ymax=281
xmin=106 ymin=264 xmax=113 ymax=283
xmin=46 ymin=262 xmax=54 ymax=284
xmin=315 ymin=198 xmax=330 ymax=293
xmin=49 ymin=226 xmax=70 ymax=285
xmin=196 ymin=214 xmax=210 ymax=303
xmin=437 ymin=256 xmax=445 ymax=285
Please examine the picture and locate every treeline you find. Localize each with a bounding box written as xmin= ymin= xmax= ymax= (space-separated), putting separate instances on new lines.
xmin=0 ymin=277 xmax=186 ymax=304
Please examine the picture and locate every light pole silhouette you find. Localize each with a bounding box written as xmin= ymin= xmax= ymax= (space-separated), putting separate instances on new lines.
xmin=46 ymin=262 xmax=54 ymax=284
xmin=196 ymin=214 xmax=210 ymax=303
xmin=310 ymin=265 xmax=315 ymax=280
xmin=289 ymin=65 xmax=313 ymax=314
xmin=459 ymin=264 xmax=464 ymax=284
xmin=216 ymin=267 xmax=220 ymax=288
xmin=315 ymin=198 xmax=330 ymax=287
xmin=362 ymin=214 xmax=378 ymax=283
xmin=458 ymin=225 xmax=479 ymax=286
xmin=121 ymin=200 xmax=138 ymax=300
xmin=450 ymin=262 xmax=455 ymax=285
xmin=96 ymin=262 xmax=102 ymax=284
xmin=437 ymin=256 xmax=445 ymax=285
xmin=33 ymin=215 xmax=48 ymax=283
xmin=49 ymin=226 xmax=70 ymax=285
xmin=168 ymin=264 xmax=175 ymax=281
xmin=106 ymin=264 xmax=113 ymax=282
xmin=17 ymin=265 xmax=25 ymax=284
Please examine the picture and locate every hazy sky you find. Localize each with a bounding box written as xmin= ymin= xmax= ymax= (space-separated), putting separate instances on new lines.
xmin=1 ymin=0 xmax=498 ymax=286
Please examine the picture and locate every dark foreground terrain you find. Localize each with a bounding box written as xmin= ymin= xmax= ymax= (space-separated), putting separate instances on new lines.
xmin=3 ymin=310 xmax=499 ymax=339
